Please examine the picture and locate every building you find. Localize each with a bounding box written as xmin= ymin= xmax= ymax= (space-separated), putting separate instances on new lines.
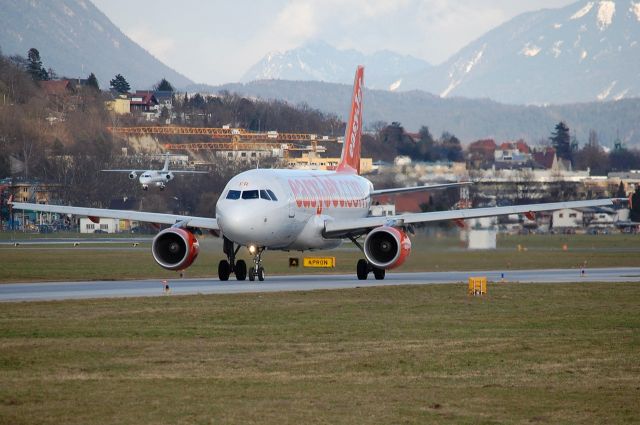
xmin=369 ymin=203 xmax=395 ymax=217
xmin=552 ymin=208 xmax=583 ymax=229
xmin=494 ymin=141 xmax=532 ymax=168
xmin=105 ymin=94 xmax=131 ymax=115
xmin=79 ymin=217 xmax=120 ymax=234
xmin=287 ymin=152 xmax=374 ymax=173
xmin=129 ymin=91 xmax=159 ymax=120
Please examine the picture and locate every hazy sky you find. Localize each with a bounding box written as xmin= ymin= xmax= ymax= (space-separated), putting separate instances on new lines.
xmin=91 ymin=0 xmax=577 ymax=85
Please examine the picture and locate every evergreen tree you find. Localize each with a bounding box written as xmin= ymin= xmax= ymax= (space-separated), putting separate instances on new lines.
xmin=631 ymin=188 xmax=640 ymax=222
xmin=86 ymin=73 xmax=100 ymax=91
xmin=550 ymin=121 xmax=572 ymax=162
xmin=154 ymin=78 xmax=174 ymax=92
xmin=109 ymin=74 xmax=130 ymax=94
xmin=615 ymin=181 xmax=626 ymax=199
xmin=26 ymin=48 xmax=49 ymax=81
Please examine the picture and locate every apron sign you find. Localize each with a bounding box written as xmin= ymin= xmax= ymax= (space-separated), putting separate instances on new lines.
xmin=303 ymin=257 xmax=336 ymax=268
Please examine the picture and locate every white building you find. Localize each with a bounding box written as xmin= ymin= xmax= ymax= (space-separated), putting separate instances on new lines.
xmin=552 ymin=209 xmax=583 ymax=229
xmin=369 ymin=203 xmax=396 ymax=217
xmin=79 ymin=217 xmax=120 ymax=234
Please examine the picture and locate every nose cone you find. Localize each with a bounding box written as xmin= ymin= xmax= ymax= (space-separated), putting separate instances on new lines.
xmin=217 ymin=202 xmax=275 ymax=245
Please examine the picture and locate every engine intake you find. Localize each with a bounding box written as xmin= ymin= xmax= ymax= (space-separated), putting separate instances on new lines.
xmin=128 ymin=172 xmax=138 ymax=180
xmin=363 ymin=226 xmax=411 ymax=270
xmin=152 ymin=228 xmax=199 ymax=271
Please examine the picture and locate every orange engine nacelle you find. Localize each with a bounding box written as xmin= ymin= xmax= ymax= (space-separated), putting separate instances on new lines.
xmin=363 ymin=226 xmax=412 ymax=270
xmin=151 ymin=228 xmax=200 ymax=271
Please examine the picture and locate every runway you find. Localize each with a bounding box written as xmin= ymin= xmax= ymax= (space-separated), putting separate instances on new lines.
xmin=1 ymin=267 xmax=640 ymax=302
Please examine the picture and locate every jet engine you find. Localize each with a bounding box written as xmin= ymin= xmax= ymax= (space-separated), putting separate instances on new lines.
xmin=128 ymin=172 xmax=138 ymax=180
xmin=363 ymin=226 xmax=412 ymax=269
xmin=165 ymin=172 xmax=174 ymax=181
xmin=151 ymin=228 xmax=199 ymax=271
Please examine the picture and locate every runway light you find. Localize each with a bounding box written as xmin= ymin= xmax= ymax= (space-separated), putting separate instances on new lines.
xmin=248 ymin=245 xmax=257 ymax=254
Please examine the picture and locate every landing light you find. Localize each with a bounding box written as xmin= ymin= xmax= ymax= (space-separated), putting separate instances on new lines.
xmin=248 ymin=245 xmax=257 ymax=254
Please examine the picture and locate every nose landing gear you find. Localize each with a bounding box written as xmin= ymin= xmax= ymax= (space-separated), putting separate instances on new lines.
xmin=248 ymin=248 xmax=265 ymax=281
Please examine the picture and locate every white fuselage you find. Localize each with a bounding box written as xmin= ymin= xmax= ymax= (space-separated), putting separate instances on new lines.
xmin=139 ymin=170 xmax=173 ymax=188
xmin=215 ymin=168 xmax=373 ymax=251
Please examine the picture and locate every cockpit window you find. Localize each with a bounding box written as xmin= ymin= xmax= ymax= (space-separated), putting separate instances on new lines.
xmin=260 ymin=190 xmax=271 ymax=200
xmin=266 ymin=189 xmax=278 ymax=201
xmin=226 ymin=190 xmax=241 ymax=200
xmin=242 ymin=190 xmax=259 ymax=200
xmin=143 ymin=174 xmax=151 ymax=178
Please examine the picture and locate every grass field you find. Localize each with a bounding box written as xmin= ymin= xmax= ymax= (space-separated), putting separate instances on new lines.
xmin=0 ymin=282 xmax=638 ymax=424
xmin=2 ymin=233 xmax=640 ymax=283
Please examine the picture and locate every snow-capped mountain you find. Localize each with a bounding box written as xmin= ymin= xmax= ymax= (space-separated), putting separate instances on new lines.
xmin=241 ymin=40 xmax=430 ymax=90
xmin=400 ymin=0 xmax=640 ymax=104
xmin=0 ymin=0 xmax=192 ymax=89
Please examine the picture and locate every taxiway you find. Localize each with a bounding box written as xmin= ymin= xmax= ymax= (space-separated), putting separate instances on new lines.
xmin=1 ymin=267 xmax=639 ymax=302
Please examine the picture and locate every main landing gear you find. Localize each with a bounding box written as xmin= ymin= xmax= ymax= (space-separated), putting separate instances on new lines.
xmin=349 ymin=235 xmax=385 ymax=281
xmin=218 ymin=237 xmax=247 ymax=281
xmin=356 ymin=259 xmax=385 ymax=281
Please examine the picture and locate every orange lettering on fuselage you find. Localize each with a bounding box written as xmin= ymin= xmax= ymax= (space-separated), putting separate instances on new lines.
xmin=287 ymin=177 xmax=366 ymax=211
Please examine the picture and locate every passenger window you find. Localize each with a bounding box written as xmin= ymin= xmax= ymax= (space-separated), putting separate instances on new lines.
xmin=266 ymin=189 xmax=278 ymax=201
xmin=242 ymin=190 xmax=259 ymax=200
xmin=226 ymin=190 xmax=241 ymax=200
xmin=260 ymin=190 xmax=271 ymax=200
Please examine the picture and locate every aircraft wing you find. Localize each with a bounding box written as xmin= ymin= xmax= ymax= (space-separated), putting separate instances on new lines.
xmin=9 ymin=202 xmax=219 ymax=230
xmin=166 ymin=170 xmax=208 ymax=174
xmin=371 ymin=182 xmax=472 ymax=196
xmin=324 ymin=199 xmax=614 ymax=238
xmin=100 ymin=169 xmax=145 ymax=173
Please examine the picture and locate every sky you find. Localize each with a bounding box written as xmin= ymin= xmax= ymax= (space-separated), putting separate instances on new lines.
xmin=91 ymin=0 xmax=577 ymax=85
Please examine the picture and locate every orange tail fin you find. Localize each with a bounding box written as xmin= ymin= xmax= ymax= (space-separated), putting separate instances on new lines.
xmin=336 ymin=66 xmax=364 ymax=174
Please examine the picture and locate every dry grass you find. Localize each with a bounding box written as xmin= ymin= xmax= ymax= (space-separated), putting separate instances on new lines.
xmin=0 ymin=282 xmax=639 ymax=424
xmin=2 ymin=233 xmax=640 ymax=283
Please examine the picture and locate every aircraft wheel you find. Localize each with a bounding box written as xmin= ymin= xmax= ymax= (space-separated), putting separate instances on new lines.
xmin=235 ymin=260 xmax=247 ymax=281
xmin=142 ymin=186 xmax=148 ymax=191
xmin=356 ymin=259 xmax=369 ymax=280
xmin=373 ymin=268 xmax=386 ymax=280
xmin=257 ymin=267 xmax=265 ymax=281
xmin=159 ymin=186 xmax=165 ymax=191
xmin=218 ymin=260 xmax=230 ymax=281
xmin=248 ymin=267 xmax=256 ymax=281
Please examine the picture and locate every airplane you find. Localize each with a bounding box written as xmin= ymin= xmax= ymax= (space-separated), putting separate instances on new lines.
xmin=101 ymin=153 xmax=207 ymax=190
xmin=11 ymin=66 xmax=617 ymax=282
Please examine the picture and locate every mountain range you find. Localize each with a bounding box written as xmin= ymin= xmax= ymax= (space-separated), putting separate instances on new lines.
xmin=241 ymin=40 xmax=430 ymax=91
xmin=399 ymin=0 xmax=640 ymax=104
xmin=191 ymin=79 xmax=640 ymax=147
xmin=243 ymin=0 xmax=640 ymax=105
xmin=0 ymin=0 xmax=192 ymax=89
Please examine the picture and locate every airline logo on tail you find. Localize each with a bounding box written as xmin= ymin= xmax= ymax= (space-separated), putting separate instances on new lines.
xmin=337 ymin=66 xmax=364 ymax=175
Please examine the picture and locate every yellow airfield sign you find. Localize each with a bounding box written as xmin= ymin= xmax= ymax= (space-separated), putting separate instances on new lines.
xmin=303 ymin=257 xmax=336 ymax=268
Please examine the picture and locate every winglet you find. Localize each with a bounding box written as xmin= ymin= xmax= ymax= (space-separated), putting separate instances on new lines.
xmin=336 ymin=66 xmax=364 ymax=175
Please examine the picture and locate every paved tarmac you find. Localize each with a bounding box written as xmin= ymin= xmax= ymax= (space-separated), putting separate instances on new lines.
xmin=1 ymin=268 xmax=639 ymax=302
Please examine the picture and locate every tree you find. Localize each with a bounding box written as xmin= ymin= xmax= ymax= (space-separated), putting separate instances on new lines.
xmin=615 ymin=181 xmax=626 ymax=199
xmin=631 ymin=188 xmax=640 ymax=222
xmin=86 ymin=73 xmax=100 ymax=91
xmin=26 ymin=48 xmax=49 ymax=81
xmin=109 ymin=74 xmax=130 ymax=94
xmin=550 ymin=122 xmax=572 ymax=163
xmin=154 ymin=78 xmax=174 ymax=92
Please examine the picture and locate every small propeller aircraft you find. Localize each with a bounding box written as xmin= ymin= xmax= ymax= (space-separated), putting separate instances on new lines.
xmin=101 ymin=153 xmax=207 ymax=190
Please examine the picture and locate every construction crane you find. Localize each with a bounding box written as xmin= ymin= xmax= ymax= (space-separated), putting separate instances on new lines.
xmin=108 ymin=126 xmax=340 ymax=158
